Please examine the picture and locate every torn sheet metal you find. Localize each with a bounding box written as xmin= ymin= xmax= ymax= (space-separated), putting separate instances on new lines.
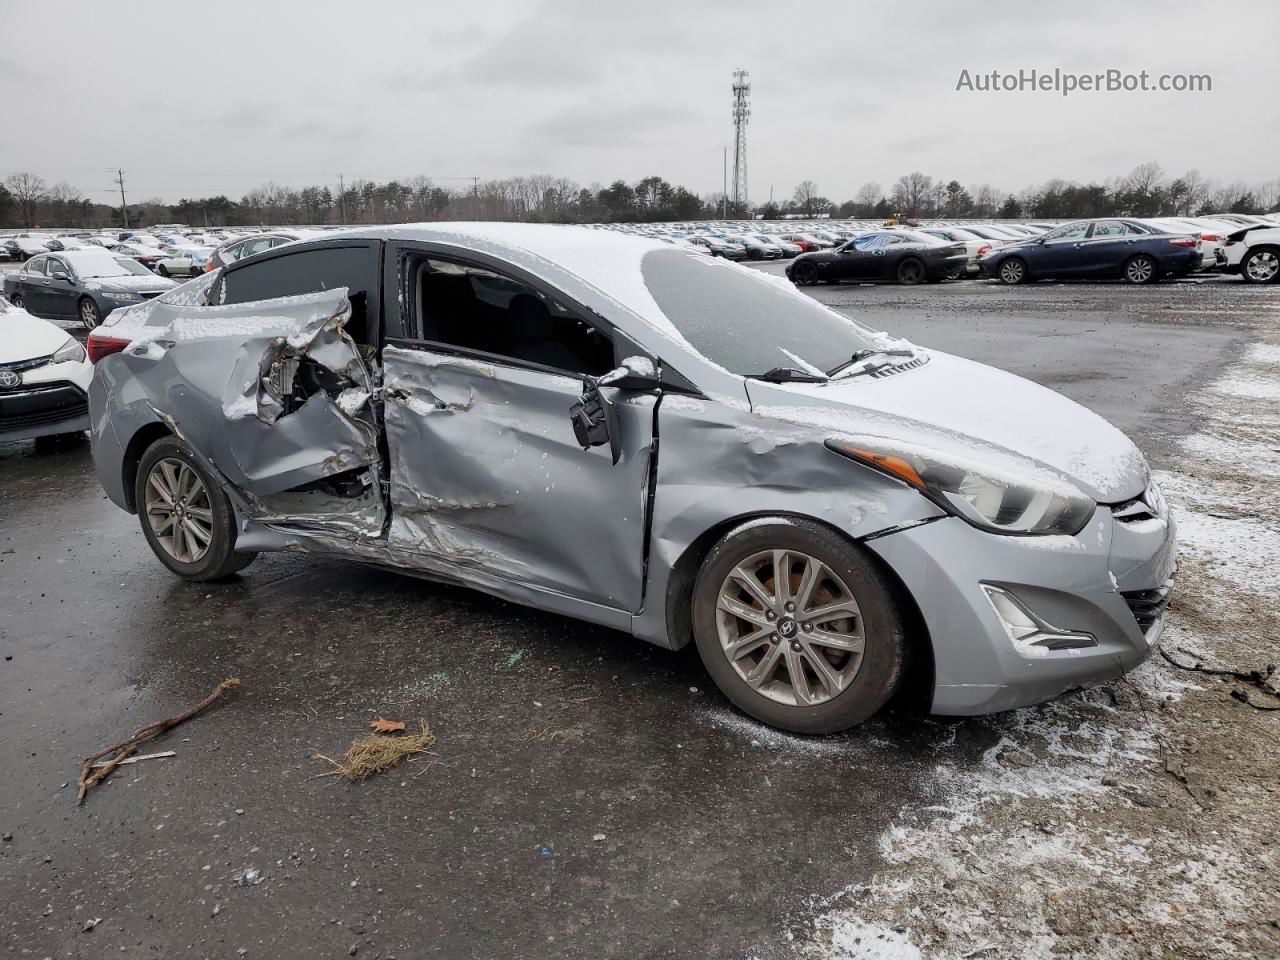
xmin=380 ymin=345 xmax=654 ymax=611
xmin=114 ymin=289 xmax=385 ymax=527
xmin=631 ymin=392 xmax=946 ymax=650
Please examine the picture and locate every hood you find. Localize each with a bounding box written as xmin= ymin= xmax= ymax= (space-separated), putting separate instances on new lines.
xmin=85 ymin=274 xmax=176 ymax=294
xmin=746 ymin=350 xmax=1148 ymax=503
xmin=0 ymin=304 xmax=75 ymax=363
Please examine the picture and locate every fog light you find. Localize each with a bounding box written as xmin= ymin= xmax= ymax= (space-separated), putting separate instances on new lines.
xmin=981 ymin=585 xmax=1098 ymax=652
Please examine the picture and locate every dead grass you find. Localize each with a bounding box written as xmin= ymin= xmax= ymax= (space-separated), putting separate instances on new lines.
xmin=313 ymin=721 xmax=436 ymax=783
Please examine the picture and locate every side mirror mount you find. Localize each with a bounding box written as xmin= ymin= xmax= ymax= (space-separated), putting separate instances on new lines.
xmin=568 ymin=356 xmax=658 ymax=464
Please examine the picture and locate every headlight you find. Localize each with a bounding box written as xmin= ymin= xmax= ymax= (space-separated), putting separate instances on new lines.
xmin=826 ymin=439 xmax=1096 ymax=536
xmin=103 ymin=291 xmax=142 ymax=301
xmin=52 ymin=337 xmax=87 ymax=364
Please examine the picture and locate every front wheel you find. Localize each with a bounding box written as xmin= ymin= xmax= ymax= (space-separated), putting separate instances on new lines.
xmin=692 ymin=519 xmax=906 ymax=734
xmin=1241 ymin=247 xmax=1280 ymax=284
xmin=79 ymin=297 xmax=101 ymax=329
xmin=135 ymin=436 xmax=256 ymax=581
xmin=9 ymin=294 xmax=23 ymax=309
xmin=998 ymin=258 xmax=1027 ymax=285
xmin=1123 ymin=254 xmax=1158 ymax=284
xmin=156 ymin=263 xmax=170 ymax=278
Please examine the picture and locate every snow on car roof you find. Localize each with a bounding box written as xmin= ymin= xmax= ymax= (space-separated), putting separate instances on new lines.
xmin=334 ymin=222 xmax=688 ymax=348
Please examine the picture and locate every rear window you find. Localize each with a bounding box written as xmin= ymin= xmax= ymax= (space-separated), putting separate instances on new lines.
xmin=640 ymin=248 xmax=880 ymax=377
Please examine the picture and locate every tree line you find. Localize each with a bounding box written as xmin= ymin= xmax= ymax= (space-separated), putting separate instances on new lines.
xmin=2 ymin=162 xmax=1276 ymax=229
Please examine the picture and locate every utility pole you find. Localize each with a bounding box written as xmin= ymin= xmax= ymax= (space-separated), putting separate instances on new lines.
xmin=730 ymin=69 xmax=751 ymax=217
xmin=115 ymin=169 xmax=130 ymax=228
xmin=338 ymin=172 xmax=347 ymax=224
xmin=722 ymin=147 xmax=727 ymax=218
xmin=472 ymin=176 xmax=480 ymax=218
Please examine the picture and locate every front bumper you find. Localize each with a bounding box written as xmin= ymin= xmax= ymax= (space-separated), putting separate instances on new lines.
xmin=0 ymin=380 xmax=90 ymax=442
xmin=866 ymin=497 xmax=1176 ymax=715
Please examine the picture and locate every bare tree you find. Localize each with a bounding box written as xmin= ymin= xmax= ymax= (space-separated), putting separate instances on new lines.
xmin=5 ymin=172 xmax=47 ymax=227
xmin=791 ymin=180 xmax=822 ymax=216
xmin=890 ymin=172 xmax=933 ymax=216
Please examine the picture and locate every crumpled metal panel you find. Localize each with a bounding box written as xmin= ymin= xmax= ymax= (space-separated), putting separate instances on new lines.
xmin=380 ymin=345 xmax=654 ymax=612
xmin=631 ymin=393 xmax=948 ymax=649
xmin=111 ymin=288 xmax=383 ymax=512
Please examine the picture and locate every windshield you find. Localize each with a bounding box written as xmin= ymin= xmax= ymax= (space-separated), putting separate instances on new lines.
xmin=71 ymin=254 xmax=153 ymax=278
xmin=640 ymin=248 xmax=883 ymax=377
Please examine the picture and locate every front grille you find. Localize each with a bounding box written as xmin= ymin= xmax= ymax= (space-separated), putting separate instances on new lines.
xmin=1122 ymin=579 xmax=1174 ymax=631
xmin=0 ymin=383 xmax=88 ymax=432
xmin=0 ymin=354 xmax=53 ymax=375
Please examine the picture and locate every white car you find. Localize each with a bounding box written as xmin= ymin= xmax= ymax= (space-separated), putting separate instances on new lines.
xmin=155 ymin=245 xmax=213 ymax=278
xmin=0 ymin=294 xmax=94 ymax=443
xmin=1222 ymin=224 xmax=1280 ymax=283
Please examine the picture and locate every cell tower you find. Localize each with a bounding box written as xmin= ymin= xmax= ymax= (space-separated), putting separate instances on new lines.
xmin=730 ymin=69 xmax=750 ymax=212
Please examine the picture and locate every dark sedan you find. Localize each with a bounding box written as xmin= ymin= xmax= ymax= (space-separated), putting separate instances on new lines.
xmin=3 ymin=249 xmax=176 ymax=329
xmin=786 ymin=231 xmax=968 ymax=286
xmin=980 ymin=219 xmax=1201 ymax=284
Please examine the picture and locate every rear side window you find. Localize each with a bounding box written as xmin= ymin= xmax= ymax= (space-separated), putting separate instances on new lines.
xmin=25 ymin=256 xmax=47 ymax=276
xmin=221 ymin=244 xmax=380 ymax=345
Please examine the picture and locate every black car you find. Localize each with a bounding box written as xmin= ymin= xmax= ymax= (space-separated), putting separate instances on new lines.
xmin=786 ymin=231 xmax=968 ymax=286
xmin=3 ymin=249 xmax=176 ymax=329
xmin=979 ymin=219 xmax=1201 ymax=284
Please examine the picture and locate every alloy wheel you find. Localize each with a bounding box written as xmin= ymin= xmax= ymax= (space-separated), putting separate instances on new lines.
xmin=80 ymin=299 xmax=99 ymax=328
xmin=1000 ymin=260 xmax=1024 ymax=284
xmin=1245 ymin=250 xmax=1279 ymax=283
xmin=715 ymin=549 xmax=865 ymax=707
xmin=898 ymin=260 xmax=924 ymax=284
xmin=1125 ymin=257 xmax=1155 ymax=283
xmin=144 ymin=457 xmax=214 ymax=564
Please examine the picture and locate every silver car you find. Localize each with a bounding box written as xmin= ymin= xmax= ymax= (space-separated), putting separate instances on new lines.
xmin=87 ymin=225 xmax=1176 ymax=734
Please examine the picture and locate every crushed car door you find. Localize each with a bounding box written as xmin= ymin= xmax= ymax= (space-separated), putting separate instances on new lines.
xmin=129 ymin=286 xmax=385 ymax=536
xmin=378 ymin=250 xmax=658 ymax=614
xmin=381 ymin=345 xmax=656 ymax=613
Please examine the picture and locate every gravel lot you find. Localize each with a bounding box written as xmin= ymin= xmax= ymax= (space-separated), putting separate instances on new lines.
xmin=2 ymin=269 xmax=1277 ymax=959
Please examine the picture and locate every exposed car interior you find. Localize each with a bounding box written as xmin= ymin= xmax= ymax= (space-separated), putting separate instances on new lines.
xmin=410 ymin=257 xmax=615 ymax=377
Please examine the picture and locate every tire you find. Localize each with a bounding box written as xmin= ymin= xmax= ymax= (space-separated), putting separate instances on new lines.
xmin=1240 ymin=247 xmax=1280 ymax=284
xmin=1123 ymin=254 xmax=1158 ymax=284
xmin=896 ymin=257 xmax=925 ymax=285
xmin=135 ymin=436 xmax=256 ymax=581
xmin=156 ymin=264 xmax=169 ymax=278
xmin=791 ymin=260 xmax=819 ymax=286
xmin=998 ymin=257 xmax=1028 ymax=285
xmin=78 ymin=297 xmax=101 ymax=329
xmin=691 ymin=518 xmax=907 ymax=734
xmin=9 ymin=294 xmax=22 ymax=309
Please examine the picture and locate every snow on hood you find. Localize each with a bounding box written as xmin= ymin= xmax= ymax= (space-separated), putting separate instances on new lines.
xmin=0 ymin=302 xmax=76 ymax=362
xmin=83 ymin=274 xmax=176 ymax=294
xmin=748 ymin=350 xmax=1149 ymax=503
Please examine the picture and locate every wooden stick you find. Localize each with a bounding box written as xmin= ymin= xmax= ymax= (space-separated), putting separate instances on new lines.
xmin=77 ymin=678 xmax=240 ymax=804
xmin=90 ymin=750 xmax=176 ymax=769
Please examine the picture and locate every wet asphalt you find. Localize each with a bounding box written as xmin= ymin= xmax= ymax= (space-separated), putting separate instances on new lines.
xmin=1 ymin=270 xmax=1272 ymax=959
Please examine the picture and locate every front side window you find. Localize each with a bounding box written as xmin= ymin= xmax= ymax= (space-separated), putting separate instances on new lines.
xmin=47 ymin=257 xmax=70 ymax=278
xmin=1042 ymin=223 xmax=1089 ymax=242
xmin=641 ymin=248 xmax=882 ymax=377
xmin=409 ymin=257 xmax=615 ymax=377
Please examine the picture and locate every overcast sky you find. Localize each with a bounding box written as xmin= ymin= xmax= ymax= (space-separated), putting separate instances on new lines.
xmin=2 ymin=0 xmax=1276 ymax=205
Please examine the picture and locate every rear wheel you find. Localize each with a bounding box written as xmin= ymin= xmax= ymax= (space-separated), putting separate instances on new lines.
xmin=78 ymin=297 xmax=101 ymax=329
xmin=896 ymin=258 xmax=925 ymax=285
xmin=692 ymin=519 xmax=906 ymax=734
xmin=998 ymin=257 xmax=1027 ymax=285
xmin=1123 ymin=254 xmax=1158 ymax=284
xmin=791 ymin=260 xmax=819 ymax=286
xmin=135 ymin=436 xmax=255 ymax=581
xmin=1241 ymin=247 xmax=1280 ymax=284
